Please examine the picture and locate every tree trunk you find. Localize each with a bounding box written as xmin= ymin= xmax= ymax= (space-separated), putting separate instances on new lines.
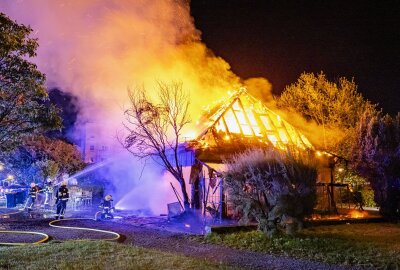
xmin=191 ymin=178 xmax=201 ymax=209
xmin=189 ymin=160 xmax=203 ymax=210
xmin=179 ymin=177 xmax=190 ymax=211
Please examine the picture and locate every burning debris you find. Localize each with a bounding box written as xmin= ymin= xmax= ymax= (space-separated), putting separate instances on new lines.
xmin=348 ymin=210 xmax=368 ymax=219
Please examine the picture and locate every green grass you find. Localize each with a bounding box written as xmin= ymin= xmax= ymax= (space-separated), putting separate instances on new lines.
xmin=203 ymin=223 xmax=400 ymax=268
xmin=0 ymin=241 xmax=233 ymax=270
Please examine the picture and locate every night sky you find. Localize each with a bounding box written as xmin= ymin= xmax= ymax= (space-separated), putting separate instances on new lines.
xmin=191 ymin=0 xmax=400 ymax=114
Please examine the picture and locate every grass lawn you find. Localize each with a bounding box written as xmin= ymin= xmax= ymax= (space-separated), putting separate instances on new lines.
xmin=0 ymin=241 xmax=232 ymax=270
xmin=204 ymin=223 xmax=400 ymax=268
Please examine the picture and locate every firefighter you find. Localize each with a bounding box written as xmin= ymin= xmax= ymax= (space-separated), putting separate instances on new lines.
xmin=26 ymin=182 xmax=40 ymax=212
xmin=55 ymin=180 xmax=69 ymax=220
xmin=43 ymin=178 xmax=54 ymax=209
xmin=99 ymin=195 xmax=114 ymax=219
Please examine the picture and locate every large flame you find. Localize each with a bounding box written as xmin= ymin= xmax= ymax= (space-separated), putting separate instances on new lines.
xmin=187 ymin=89 xmax=313 ymax=150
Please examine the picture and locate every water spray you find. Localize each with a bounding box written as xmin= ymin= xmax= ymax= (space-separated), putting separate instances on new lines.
xmin=54 ymin=159 xmax=112 ymax=186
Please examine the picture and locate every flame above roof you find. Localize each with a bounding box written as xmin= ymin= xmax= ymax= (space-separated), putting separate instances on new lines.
xmin=191 ymin=88 xmax=313 ymax=152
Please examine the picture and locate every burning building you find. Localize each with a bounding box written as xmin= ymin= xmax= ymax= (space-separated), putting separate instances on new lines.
xmin=187 ymin=88 xmax=313 ymax=162
xmin=171 ymin=88 xmax=315 ymax=218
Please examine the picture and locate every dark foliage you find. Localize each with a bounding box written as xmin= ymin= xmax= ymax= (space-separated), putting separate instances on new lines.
xmin=6 ymin=135 xmax=84 ymax=184
xmin=224 ymin=149 xmax=318 ymax=237
xmin=0 ymin=13 xmax=61 ymax=151
xmin=351 ymin=112 xmax=400 ymax=220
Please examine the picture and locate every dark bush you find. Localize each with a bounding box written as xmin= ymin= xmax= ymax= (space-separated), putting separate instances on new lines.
xmin=224 ymin=149 xmax=318 ymax=237
xmin=351 ymin=112 xmax=400 ymax=220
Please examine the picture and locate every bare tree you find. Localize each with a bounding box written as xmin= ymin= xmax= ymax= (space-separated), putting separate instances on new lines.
xmin=123 ymin=82 xmax=191 ymax=210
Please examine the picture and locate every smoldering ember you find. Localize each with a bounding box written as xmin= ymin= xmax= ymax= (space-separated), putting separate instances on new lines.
xmin=0 ymin=1 xmax=399 ymax=270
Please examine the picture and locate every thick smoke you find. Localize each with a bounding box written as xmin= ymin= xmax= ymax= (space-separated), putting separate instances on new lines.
xmin=0 ymin=0 xmax=241 ymax=125
xmin=0 ymin=0 xmax=243 ymax=215
xmin=1 ymin=0 xmax=333 ymax=215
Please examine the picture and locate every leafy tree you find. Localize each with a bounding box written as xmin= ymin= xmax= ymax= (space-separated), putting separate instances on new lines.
xmin=279 ymin=72 xmax=375 ymax=129
xmin=6 ymin=135 xmax=84 ymax=184
xmin=278 ymin=72 xmax=376 ymax=155
xmin=351 ymin=112 xmax=400 ymax=219
xmin=123 ymin=82 xmax=191 ymax=210
xmin=224 ymin=149 xmax=318 ymax=237
xmin=0 ymin=13 xmax=61 ymax=152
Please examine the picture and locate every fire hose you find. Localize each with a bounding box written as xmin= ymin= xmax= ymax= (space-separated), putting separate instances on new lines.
xmin=0 ymin=211 xmax=50 ymax=246
xmin=0 ymin=231 xmax=49 ymax=246
xmin=1 ymin=212 xmax=121 ymax=245
xmin=48 ymin=217 xmax=121 ymax=242
xmin=0 ymin=210 xmax=20 ymax=216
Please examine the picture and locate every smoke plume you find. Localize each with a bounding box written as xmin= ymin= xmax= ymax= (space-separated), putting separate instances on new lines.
xmin=0 ymin=0 xmax=244 ymax=214
xmin=1 ymin=1 xmax=241 ymax=125
xmin=1 ymin=0 xmax=333 ymax=214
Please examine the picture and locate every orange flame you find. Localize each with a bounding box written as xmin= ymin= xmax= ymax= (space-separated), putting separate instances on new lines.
xmin=187 ymin=89 xmax=313 ymax=151
xmin=349 ymin=210 xmax=368 ymax=219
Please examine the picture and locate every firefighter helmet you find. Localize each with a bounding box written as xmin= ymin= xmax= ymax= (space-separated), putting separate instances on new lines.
xmin=105 ymin=195 xmax=112 ymax=201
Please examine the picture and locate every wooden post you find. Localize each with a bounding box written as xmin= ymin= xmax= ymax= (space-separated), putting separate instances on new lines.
xmin=219 ymin=177 xmax=223 ymax=223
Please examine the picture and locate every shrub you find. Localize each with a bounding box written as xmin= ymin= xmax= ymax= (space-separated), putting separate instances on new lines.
xmin=351 ymin=112 xmax=400 ymax=220
xmin=224 ymin=149 xmax=318 ymax=237
xmin=361 ymin=187 xmax=377 ymax=208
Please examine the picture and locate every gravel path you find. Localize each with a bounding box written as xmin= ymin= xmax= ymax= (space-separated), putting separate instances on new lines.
xmin=0 ymin=211 xmax=371 ymax=270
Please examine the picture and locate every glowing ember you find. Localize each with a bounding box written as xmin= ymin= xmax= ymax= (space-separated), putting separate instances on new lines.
xmin=310 ymin=214 xmax=322 ymax=220
xmin=349 ymin=210 xmax=368 ymax=219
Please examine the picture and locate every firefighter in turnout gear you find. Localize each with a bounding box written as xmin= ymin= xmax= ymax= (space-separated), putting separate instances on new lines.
xmin=26 ymin=182 xmax=40 ymax=212
xmin=99 ymin=195 xmax=114 ymax=220
xmin=55 ymin=181 xmax=69 ymax=219
xmin=43 ymin=178 xmax=54 ymax=209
